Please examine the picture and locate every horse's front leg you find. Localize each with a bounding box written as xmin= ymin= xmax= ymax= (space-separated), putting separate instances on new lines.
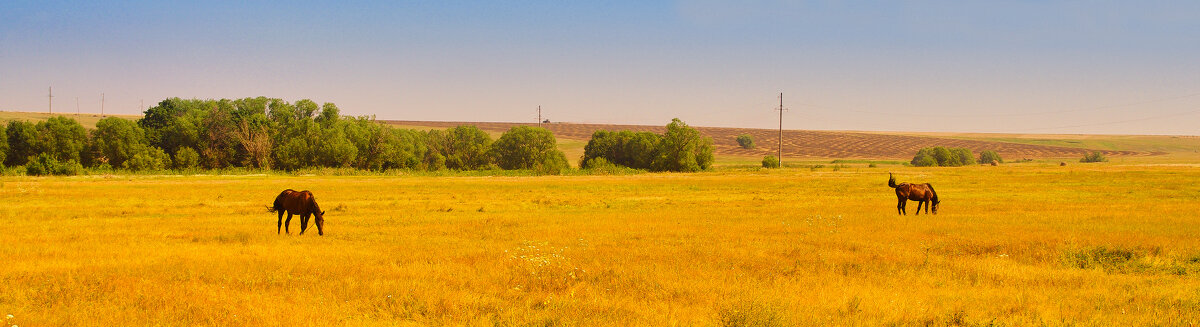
xmin=915 ymin=201 xmax=923 ymax=215
xmin=300 ymin=214 xmax=310 ymax=235
xmin=285 ymin=213 xmax=293 ymax=234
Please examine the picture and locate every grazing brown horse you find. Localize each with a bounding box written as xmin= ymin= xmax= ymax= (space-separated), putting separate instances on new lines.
xmin=267 ymin=189 xmax=326 ymax=235
xmin=888 ymin=173 xmax=939 ymax=215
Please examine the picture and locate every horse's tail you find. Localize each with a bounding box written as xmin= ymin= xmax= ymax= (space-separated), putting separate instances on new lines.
xmin=268 ymin=192 xmax=285 ymax=212
xmin=926 ymin=183 xmax=939 ymax=204
xmin=888 ymin=173 xmax=898 ymax=188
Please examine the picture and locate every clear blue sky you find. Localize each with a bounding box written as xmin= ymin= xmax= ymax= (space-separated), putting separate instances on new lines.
xmin=2 ymin=1 xmax=1198 ymax=134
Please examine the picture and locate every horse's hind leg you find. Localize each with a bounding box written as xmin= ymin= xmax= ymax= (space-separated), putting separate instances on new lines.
xmin=277 ymin=211 xmax=284 ymax=234
xmin=285 ymin=213 xmax=293 ymax=234
xmin=897 ymin=198 xmax=906 ymax=215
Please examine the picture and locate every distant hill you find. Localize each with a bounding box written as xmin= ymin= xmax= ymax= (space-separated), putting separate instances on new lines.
xmin=382 ymin=120 xmax=1151 ymax=160
xmin=0 ymin=111 xmax=1162 ymax=160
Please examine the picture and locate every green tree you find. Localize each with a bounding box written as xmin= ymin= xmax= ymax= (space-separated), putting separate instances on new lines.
xmin=377 ymin=128 xmax=428 ymax=171
xmin=429 ymin=125 xmax=493 ymax=170
xmin=491 ymin=126 xmax=569 ymax=174
xmin=199 ymin=100 xmax=239 ymax=168
xmin=316 ymin=102 xmax=340 ymax=128
xmin=5 ymin=121 xmax=37 ymax=166
xmin=34 ymin=117 xmax=88 ymax=163
xmin=736 ymin=134 xmax=755 ymax=149
xmin=1080 ymin=151 xmax=1108 ymax=163
xmin=978 ymin=150 xmax=1003 ymax=164
xmin=315 ymin=126 xmax=358 ymax=167
xmin=911 ymin=150 xmax=938 ymax=167
xmin=173 ymin=146 xmax=200 ymax=169
xmin=762 ymin=155 xmax=780 ymax=168
xmin=950 ymin=148 xmax=974 ymax=167
xmin=25 ymin=153 xmax=82 ymax=176
xmin=0 ymin=122 xmax=7 ymax=166
xmin=651 ymin=118 xmax=714 ymax=172
xmin=88 ymin=117 xmax=148 ymax=167
xmin=124 ymin=145 xmax=172 ymax=171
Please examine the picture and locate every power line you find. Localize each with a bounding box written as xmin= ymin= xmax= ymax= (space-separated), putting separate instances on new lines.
xmin=1013 ymin=108 xmax=1200 ymax=132
xmin=834 ymin=91 xmax=1200 ymax=118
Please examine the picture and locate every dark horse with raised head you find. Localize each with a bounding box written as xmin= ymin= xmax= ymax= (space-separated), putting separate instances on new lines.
xmin=888 ymin=173 xmax=939 ymax=215
xmin=268 ymin=189 xmax=326 ymax=235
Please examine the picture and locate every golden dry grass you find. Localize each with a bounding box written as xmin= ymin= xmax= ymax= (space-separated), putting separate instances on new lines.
xmin=2 ymin=164 xmax=1199 ymax=326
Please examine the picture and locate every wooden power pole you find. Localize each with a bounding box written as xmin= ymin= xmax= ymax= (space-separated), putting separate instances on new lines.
xmin=776 ymin=93 xmax=787 ymax=164
xmin=538 ymin=105 xmax=542 ymax=125
xmin=48 ymin=86 xmax=54 ymax=113
xmin=101 ymin=93 xmax=105 ymax=117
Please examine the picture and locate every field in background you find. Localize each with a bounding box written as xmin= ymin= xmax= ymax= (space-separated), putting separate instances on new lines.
xmin=383 ymin=120 xmax=1157 ymax=163
xmin=4 ymin=111 xmax=1186 ymax=167
xmin=0 ymin=111 xmax=140 ymax=130
xmin=2 ymin=165 xmax=1199 ymax=325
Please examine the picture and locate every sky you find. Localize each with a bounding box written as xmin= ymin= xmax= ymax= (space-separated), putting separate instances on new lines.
xmin=1 ymin=1 xmax=1199 ymax=135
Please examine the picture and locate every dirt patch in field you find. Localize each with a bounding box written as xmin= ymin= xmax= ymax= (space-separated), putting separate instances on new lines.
xmin=382 ymin=120 xmax=1146 ymax=159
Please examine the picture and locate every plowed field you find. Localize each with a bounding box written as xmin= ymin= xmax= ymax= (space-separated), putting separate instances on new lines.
xmin=382 ymin=120 xmax=1144 ymax=159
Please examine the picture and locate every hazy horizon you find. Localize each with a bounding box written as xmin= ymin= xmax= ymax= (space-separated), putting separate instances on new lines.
xmin=2 ymin=1 xmax=1198 ymax=135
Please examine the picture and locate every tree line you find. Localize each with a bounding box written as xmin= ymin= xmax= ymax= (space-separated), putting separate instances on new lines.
xmin=1 ymin=97 xmax=714 ymax=175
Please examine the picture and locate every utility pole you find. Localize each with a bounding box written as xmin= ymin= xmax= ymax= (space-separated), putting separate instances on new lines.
xmin=776 ymin=92 xmax=787 ymax=165
xmin=48 ymin=86 xmax=54 ymax=113
xmin=101 ymin=93 xmax=105 ymax=117
xmin=537 ymin=105 xmax=542 ymax=125
xmin=76 ymin=97 xmax=80 ymax=116
xmin=140 ymin=99 xmax=144 ymax=111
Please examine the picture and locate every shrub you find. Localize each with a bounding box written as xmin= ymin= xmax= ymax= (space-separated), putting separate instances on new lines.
xmin=0 ymin=122 xmax=6 ymax=166
xmin=88 ymin=117 xmax=148 ymax=168
xmin=34 ymin=116 xmax=88 ymax=163
xmin=173 ymin=146 xmax=200 ymax=169
xmin=5 ymin=120 xmax=38 ymax=166
xmin=581 ymin=130 xmax=661 ymax=170
xmin=762 ymin=155 xmax=780 ymax=168
xmin=912 ymin=147 xmax=973 ymax=167
xmin=491 ymin=126 xmax=569 ymax=174
xmin=315 ymin=126 xmax=358 ymax=168
xmin=25 ymin=153 xmax=82 ymax=176
xmin=428 ymin=126 xmax=493 ymax=170
xmin=735 ymin=134 xmax=755 ymax=149
xmin=651 ymin=118 xmax=714 ymax=172
xmin=911 ymin=152 xmax=938 ymax=167
xmin=978 ymin=150 xmax=1003 ymax=164
xmin=1080 ymin=151 xmax=1108 ymax=163
xmin=950 ymin=148 xmax=974 ymax=166
xmin=124 ymin=145 xmax=172 ymax=171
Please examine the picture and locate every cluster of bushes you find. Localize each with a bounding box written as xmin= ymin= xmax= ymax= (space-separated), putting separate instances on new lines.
xmin=911 ymin=147 xmax=1007 ymax=167
xmin=1080 ymin=151 xmax=1108 ymax=163
xmin=580 ymin=118 xmax=714 ymax=172
xmin=977 ymin=150 xmax=1003 ymax=164
xmin=911 ymin=147 xmax=975 ymax=167
xmin=2 ymin=97 xmax=571 ymax=175
xmin=736 ymin=134 xmax=755 ymax=149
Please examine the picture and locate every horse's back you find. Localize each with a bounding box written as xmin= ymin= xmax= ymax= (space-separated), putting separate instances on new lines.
xmin=278 ymin=190 xmax=318 ymax=214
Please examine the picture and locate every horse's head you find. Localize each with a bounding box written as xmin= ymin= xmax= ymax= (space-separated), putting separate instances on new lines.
xmin=931 ymin=200 xmax=939 ymax=215
xmin=315 ymin=210 xmax=326 ymax=236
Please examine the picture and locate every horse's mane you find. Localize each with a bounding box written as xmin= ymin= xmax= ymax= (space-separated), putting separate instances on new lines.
xmin=925 ymin=183 xmax=939 ymax=204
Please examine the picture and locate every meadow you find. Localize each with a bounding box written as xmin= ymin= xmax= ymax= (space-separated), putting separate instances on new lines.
xmin=3 ymin=163 xmax=1199 ymax=325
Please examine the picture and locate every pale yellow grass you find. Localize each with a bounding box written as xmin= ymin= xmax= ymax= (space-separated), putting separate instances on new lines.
xmin=1 ymin=165 xmax=1199 ymax=325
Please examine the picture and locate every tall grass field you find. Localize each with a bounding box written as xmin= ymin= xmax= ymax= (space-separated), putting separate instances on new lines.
xmin=3 ymin=164 xmax=1199 ymax=325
